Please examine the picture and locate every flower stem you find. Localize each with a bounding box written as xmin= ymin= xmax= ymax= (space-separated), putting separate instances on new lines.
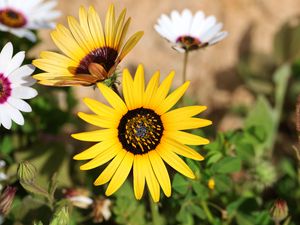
xmin=111 ymin=83 xmax=121 ymax=96
xmin=200 ymin=200 xmax=214 ymax=224
xmin=149 ymin=195 xmax=160 ymax=225
xmin=182 ymin=51 xmax=189 ymax=84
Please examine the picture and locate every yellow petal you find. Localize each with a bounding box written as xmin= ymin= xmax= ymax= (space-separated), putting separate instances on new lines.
xmin=88 ymin=6 xmax=106 ymax=46
xmin=156 ymin=144 xmax=195 ymax=179
xmin=116 ymin=18 xmax=131 ymax=50
xmin=162 ymin=137 xmax=204 ymax=161
xmin=71 ymin=129 xmax=118 ymax=142
xmin=119 ymin=31 xmax=144 ymax=60
xmin=32 ymin=59 xmax=74 ymax=75
xmin=164 ymin=130 xmax=210 ymax=145
xmin=163 ymin=118 xmax=212 ymax=131
xmin=142 ymin=154 xmax=160 ymax=202
xmin=105 ymin=4 xmax=115 ymax=47
xmin=97 ymin=83 xmax=128 ymax=114
xmin=79 ymin=6 xmax=97 ymax=49
xmin=148 ymin=150 xmax=171 ymax=197
xmin=122 ymin=69 xmax=135 ymax=110
xmin=133 ymin=154 xmax=146 ymax=200
xmin=94 ymin=149 xmax=127 ymax=185
xmin=162 ymin=106 xmax=207 ymax=122
xmin=148 ymin=71 xmax=175 ymax=109
xmin=80 ymin=142 xmax=122 ymax=170
xmin=156 ymin=81 xmax=190 ymax=115
xmin=73 ymin=138 xmax=118 ymax=160
xmin=143 ymin=71 xmax=160 ymax=107
xmin=105 ymin=151 xmax=134 ymax=196
xmin=113 ymin=8 xmax=127 ymax=49
xmin=133 ymin=64 xmax=145 ymax=108
xmin=39 ymin=51 xmax=78 ymax=67
xmin=78 ymin=112 xmax=119 ymax=128
xmin=83 ymin=97 xmax=122 ymax=118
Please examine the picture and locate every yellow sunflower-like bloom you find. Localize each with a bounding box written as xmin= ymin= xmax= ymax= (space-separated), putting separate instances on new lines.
xmin=32 ymin=4 xmax=143 ymax=86
xmin=72 ymin=65 xmax=212 ymax=202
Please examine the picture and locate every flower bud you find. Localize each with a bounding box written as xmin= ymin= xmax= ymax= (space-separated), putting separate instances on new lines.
xmin=208 ymin=178 xmax=215 ymax=190
xmin=17 ymin=161 xmax=37 ymax=183
xmin=50 ymin=206 xmax=69 ymax=225
xmin=270 ymin=199 xmax=288 ymax=223
xmin=0 ymin=186 xmax=17 ymax=216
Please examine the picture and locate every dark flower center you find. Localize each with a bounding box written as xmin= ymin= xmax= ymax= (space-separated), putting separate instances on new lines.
xmin=75 ymin=47 xmax=118 ymax=75
xmin=176 ymin=35 xmax=202 ymax=50
xmin=118 ymin=108 xmax=164 ymax=155
xmin=0 ymin=8 xmax=27 ymax=28
xmin=0 ymin=74 xmax=11 ymax=104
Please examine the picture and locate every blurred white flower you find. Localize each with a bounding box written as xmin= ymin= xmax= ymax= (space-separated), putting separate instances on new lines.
xmin=63 ymin=188 xmax=93 ymax=209
xmin=155 ymin=9 xmax=228 ymax=52
xmin=92 ymin=198 xmax=112 ymax=223
xmin=0 ymin=0 xmax=60 ymax=41
xmin=0 ymin=42 xmax=37 ymax=129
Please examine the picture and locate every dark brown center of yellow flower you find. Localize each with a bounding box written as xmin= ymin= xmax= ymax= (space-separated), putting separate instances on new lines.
xmin=118 ymin=108 xmax=164 ymax=154
xmin=0 ymin=8 xmax=27 ymax=28
xmin=0 ymin=74 xmax=11 ymax=104
xmin=75 ymin=47 xmax=118 ymax=76
xmin=176 ymin=35 xmax=202 ymax=50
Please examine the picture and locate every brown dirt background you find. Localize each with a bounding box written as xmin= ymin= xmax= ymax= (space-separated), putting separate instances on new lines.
xmin=31 ymin=0 xmax=300 ymax=128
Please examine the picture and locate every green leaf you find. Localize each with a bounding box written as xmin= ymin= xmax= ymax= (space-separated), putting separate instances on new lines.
xmin=187 ymin=205 xmax=206 ymax=219
xmin=212 ymin=157 xmax=242 ymax=174
xmin=0 ymin=136 xmax=13 ymax=155
xmin=172 ymin=174 xmax=189 ymax=195
xmin=236 ymin=212 xmax=255 ymax=225
xmin=192 ymin=182 xmax=209 ymax=200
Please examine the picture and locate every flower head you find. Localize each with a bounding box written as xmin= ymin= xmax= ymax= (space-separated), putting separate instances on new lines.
xmin=0 ymin=42 xmax=37 ymax=129
xmin=72 ymin=64 xmax=211 ymax=202
xmin=0 ymin=186 xmax=16 ymax=216
xmin=155 ymin=9 xmax=228 ymax=52
xmin=270 ymin=199 xmax=289 ymax=223
xmin=0 ymin=0 xmax=60 ymax=42
xmin=33 ymin=4 xmax=143 ymax=87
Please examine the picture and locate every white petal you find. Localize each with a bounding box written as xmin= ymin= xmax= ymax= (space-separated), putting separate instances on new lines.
xmin=12 ymin=86 xmax=37 ymax=99
xmin=0 ymin=42 xmax=13 ymax=73
xmin=181 ymin=9 xmax=193 ymax=34
xmin=9 ymin=64 xmax=35 ymax=86
xmin=208 ymin=31 xmax=228 ymax=45
xmin=198 ymin=15 xmax=217 ymax=38
xmin=2 ymin=102 xmax=24 ymax=125
xmin=4 ymin=51 xmax=25 ymax=76
xmin=201 ymin=23 xmax=223 ymax=43
xmin=0 ymin=105 xmax=12 ymax=129
xmin=190 ymin=11 xmax=205 ymax=36
xmin=7 ymin=97 xmax=32 ymax=112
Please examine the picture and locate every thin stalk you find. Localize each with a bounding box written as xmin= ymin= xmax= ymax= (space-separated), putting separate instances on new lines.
xmin=111 ymin=83 xmax=121 ymax=96
xmin=149 ymin=195 xmax=160 ymax=225
xmin=182 ymin=51 xmax=189 ymax=84
xmin=200 ymin=200 xmax=214 ymax=224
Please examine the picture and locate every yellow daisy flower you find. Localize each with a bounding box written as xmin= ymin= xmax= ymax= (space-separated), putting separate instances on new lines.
xmin=32 ymin=4 xmax=143 ymax=86
xmin=72 ymin=65 xmax=212 ymax=202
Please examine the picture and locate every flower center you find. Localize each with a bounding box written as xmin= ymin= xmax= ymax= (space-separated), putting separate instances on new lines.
xmin=118 ymin=108 xmax=164 ymax=154
xmin=75 ymin=47 xmax=118 ymax=76
xmin=176 ymin=35 xmax=202 ymax=50
xmin=0 ymin=74 xmax=11 ymax=104
xmin=0 ymin=8 xmax=27 ymax=28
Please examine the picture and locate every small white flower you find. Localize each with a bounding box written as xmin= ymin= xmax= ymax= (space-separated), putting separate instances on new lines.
xmin=155 ymin=9 xmax=228 ymax=52
xmin=0 ymin=42 xmax=37 ymax=129
xmin=0 ymin=0 xmax=60 ymax=42
xmin=0 ymin=173 xmax=7 ymax=182
xmin=68 ymin=196 xmax=93 ymax=209
xmin=0 ymin=161 xmax=5 ymax=168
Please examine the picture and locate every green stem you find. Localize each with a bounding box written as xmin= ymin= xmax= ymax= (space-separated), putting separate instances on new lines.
xmin=200 ymin=201 xmax=214 ymax=224
xmin=182 ymin=51 xmax=189 ymax=84
xmin=149 ymin=195 xmax=160 ymax=225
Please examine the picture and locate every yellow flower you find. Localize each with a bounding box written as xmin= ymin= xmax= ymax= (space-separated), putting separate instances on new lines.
xmin=72 ymin=65 xmax=211 ymax=202
xmin=208 ymin=178 xmax=215 ymax=190
xmin=33 ymin=4 xmax=143 ymax=86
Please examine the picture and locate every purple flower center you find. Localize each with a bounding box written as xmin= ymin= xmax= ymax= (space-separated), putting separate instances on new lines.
xmin=0 ymin=8 xmax=27 ymax=28
xmin=176 ymin=35 xmax=202 ymax=50
xmin=0 ymin=73 xmax=11 ymax=104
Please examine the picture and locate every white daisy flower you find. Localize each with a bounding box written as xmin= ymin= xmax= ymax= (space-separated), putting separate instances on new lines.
xmin=0 ymin=42 xmax=37 ymax=129
xmin=155 ymin=9 xmax=228 ymax=52
xmin=0 ymin=0 xmax=60 ymax=42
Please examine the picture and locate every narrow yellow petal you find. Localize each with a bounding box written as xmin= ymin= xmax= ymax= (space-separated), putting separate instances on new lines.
xmin=156 ymin=81 xmax=190 ymax=115
xmin=148 ymin=71 xmax=175 ymax=110
xmin=164 ymin=130 xmax=210 ymax=145
xmin=32 ymin=59 xmax=74 ymax=75
xmin=162 ymin=106 xmax=207 ymax=121
xmin=113 ymin=8 xmax=126 ymax=49
xmin=105 ymin=4 xmax=115 ymax=47
xmin=71 ymin=129 xmax=118 ymax=142
xmin=97 ymin=83 xmax=128 ymax=114
xmin=73 ymin=138 xmax=118 ymax=160
xmin=105 ymin=151 xmax=134 ymax=196
xmin=80 ymin=142 xmax=122 ymax=170
xmin=39 ymin=51 xmax=78 ymax=67
xmin=88 ymin=6 xmax=106 ymax=46
xmin=156 ymin=144 xmax=195 ymax=179
xmin=78 ymin=112 xmax=119 ymax=128
xmin=162 ymin=137 xmax=204 ymax=161
xmin=163 ymin=118 xmax=212 ymax=131
xmin=83 ymin=97 xmax=122 ymax=118
xmin=79 ymin=6 xmax=97 ymax=49
xmin=116 ymin=18 xmax=131 ymax=50
xmin=122 ymin=69 xmax=135 ymax=110
xmin=94 ymin=149 xmax=127 ymax=186
xmin=133 ymin=154 xmax=146 ymax=200
xmin=148 ymin=150 xmax=171 ymax=197
xmin=133 ymin=65 xmax=145 ymax=108
xmin=143 ymin=71 xmax=160 ymax=107
xmin=142 ymin=154 xmax=160 ymax=203
xmin=119 ymin=31 xmax=144 ymax=60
